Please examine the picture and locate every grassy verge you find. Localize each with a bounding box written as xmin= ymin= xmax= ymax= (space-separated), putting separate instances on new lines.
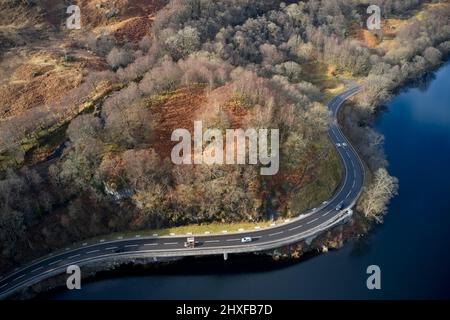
xmin=289 ymin=139 xmax=343 ymax=214
xmin=302 ymin=61 xmax=356 ymax=100
xmin=58 ymin=219 xmax=298 ymax=253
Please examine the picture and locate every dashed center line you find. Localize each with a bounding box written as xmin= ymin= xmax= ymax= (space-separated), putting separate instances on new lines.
xmin=124 ymin=244 xmax=139 ymax=248
xmin=163 ymin=242 xmax=178 ymax=245
xmin=289 ymin=225 xmax=303 ymax=231
xmin=31 ymin=266 xmax=44 ymax=273
xmin=322 ymin=211 xmax=332 ymax=217
xmin=144 ymin=243 xmax=158 ymax=246
xmin=105 ymin=247 xmax=118 ymax=250
xmin=13 ymin=274 xmax=26 ymax=281
xmin=48 ymin=259 xmax=63 ymax=266
xmin=269 ymin=231 xmax=283 ymax=237
xmin=86 ymin=250 xmax=100 ymax=254
xmin=205 ymin=240 xmax=220 ymax=243
xmin=306 ymin=218 xmax=319 ymax=225
xmin=226 ymin=239 xmax=240 ymax=242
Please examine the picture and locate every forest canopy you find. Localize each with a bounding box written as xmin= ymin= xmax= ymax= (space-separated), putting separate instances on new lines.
xmin=0 ymin=0 xmax=448 ymax=272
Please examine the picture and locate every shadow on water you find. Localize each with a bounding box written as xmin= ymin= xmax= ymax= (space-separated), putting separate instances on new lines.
xmin=347 ymin=216 xmax=389 ymax=258
xmin=37 ymin=248 xmax=331 ymax=300
xmin=348 ymin=232 xmax=375 ymax=258
xmin=374 ymin=63 xmax=446 ymax=119
xmin=393 ymin=62 xmax=445 ymax=96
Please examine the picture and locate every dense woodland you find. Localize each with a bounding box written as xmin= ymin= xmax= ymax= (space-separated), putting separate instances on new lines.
xmin=0 ymin=0 xmax=449 ymax=271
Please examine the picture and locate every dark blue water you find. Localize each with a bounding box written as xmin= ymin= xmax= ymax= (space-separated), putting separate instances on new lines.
xmin=51 ymin=63 xmax=450 ymax=300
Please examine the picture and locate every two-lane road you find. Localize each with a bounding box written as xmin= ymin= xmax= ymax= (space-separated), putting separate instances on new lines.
xmin=0 ymin=86 xmax=364 ymax=299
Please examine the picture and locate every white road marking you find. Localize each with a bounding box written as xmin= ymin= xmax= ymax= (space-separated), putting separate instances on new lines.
xmin=48 ymin=259 xmax=63 ymax=266
xmin=124 ymin=244 xmax=139 ymax=248
xmin=144 ymin=243 xmax=157 ymax=246
xmin=105 ymin=247 xmax=118 ymax=250
xmin=86 ymin=250 xmax=100 ymax=254
xmin=322 ymin=210 xmax=332 ymax=217
xmin=205 ymin=240 xmax=220 ymax=243
xmin=306 ymin=218 xmax=319 ymax=225
xmin=289 ymin=225 xmax=303 ymax=231
xmin=30 ymin=266 xmax=44 ymax=273
xmin=163 ymin=242 xmax=178 ymax=245
xmin=0 ymin=283 xmax=8 ymax=289
xmin=269 ymin=231 xmax=283 ymax=237
xmin=13 ymin=274 xmax=26 ymax=281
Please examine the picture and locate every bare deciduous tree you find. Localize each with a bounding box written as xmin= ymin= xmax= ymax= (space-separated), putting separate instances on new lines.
xmin=358 ymin=168 xmax=399 ymax=223
xmin=107 ymin=47 xmax=133 ymax=70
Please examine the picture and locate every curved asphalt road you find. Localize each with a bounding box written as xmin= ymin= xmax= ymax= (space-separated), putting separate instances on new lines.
xmin=0 ymin=86 xmax=364 ymax=299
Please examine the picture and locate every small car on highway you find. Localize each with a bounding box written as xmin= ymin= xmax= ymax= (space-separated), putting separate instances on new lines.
xmin=241 ymin=237 xmax=253 ymax=243
xmin=335 ymin=201 xmax=344 ymax=211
